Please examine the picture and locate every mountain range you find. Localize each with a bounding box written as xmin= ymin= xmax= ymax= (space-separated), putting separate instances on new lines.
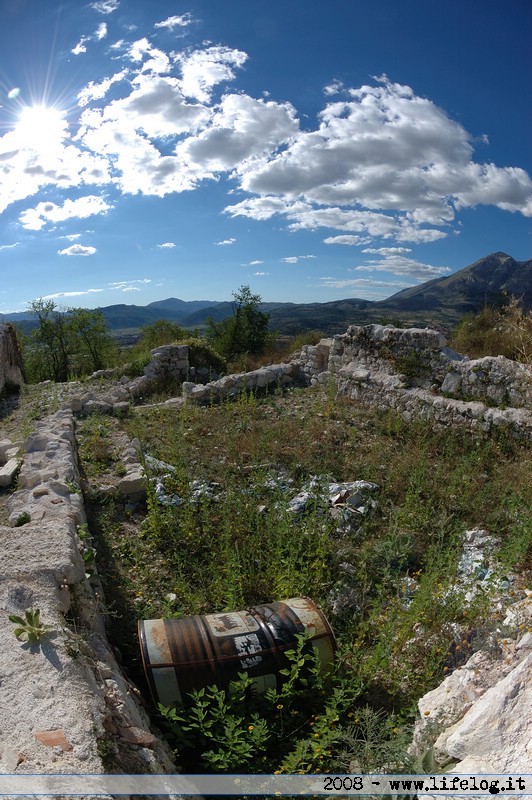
xmin=4 ymin=252 xmax=531 ymax=337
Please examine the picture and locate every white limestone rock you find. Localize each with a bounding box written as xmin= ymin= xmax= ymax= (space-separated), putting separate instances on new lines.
xmin=434 ymin=649 xmax=532 ymax=772
xmin=0 ymin=458 xmax=19 ymax=487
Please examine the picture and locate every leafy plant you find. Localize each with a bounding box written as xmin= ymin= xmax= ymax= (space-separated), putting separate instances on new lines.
xmin=9 ymin=608 xmax=54 ymax=643
xmin=159 ymin=631 xmax=362 ymax=773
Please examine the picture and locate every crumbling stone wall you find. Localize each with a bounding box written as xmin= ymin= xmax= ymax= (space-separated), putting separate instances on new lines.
xmin=0 ymin=323 xmax=24 ymax=394
xmin=0 ymin=410 xmax=180 ymax=782
xmin=181 ymin=362 xmax=301 ymax=403
xmin=294 ymin=324 xmax=532 ymax=438
xmin=64 ymin=325 xmax=531 ymax=441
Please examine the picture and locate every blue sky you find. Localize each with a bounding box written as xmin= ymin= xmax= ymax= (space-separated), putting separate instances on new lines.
xmin=0 ymin=0 xmax=531 ymax=313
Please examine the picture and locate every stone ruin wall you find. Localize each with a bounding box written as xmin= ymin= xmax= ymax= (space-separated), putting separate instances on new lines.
xmin=47 ymin=326 xmax=531 ymax=441
xmin=0 ymin=323 xmax=24 ymax=395
xmin=0 ymin=410 xmax=181 ymax=789
xmin=295 ymin=324 xmax=532 ymax=439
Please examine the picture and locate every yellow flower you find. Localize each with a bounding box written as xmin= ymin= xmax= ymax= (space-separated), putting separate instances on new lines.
xmin=276 ymin=703 xmax=284 ymax=710
xmin=248 ymin=725 xmax=254 ymax=731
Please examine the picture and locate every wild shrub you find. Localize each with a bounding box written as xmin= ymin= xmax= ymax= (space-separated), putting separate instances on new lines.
xmin=450 ymin=295 xmax=532 ymax=363
xmin=206 ymin=285 xmax=270 ymax=362
xmin=137 ymin=319 xmax=187 ymax=350
xmin=158 ymin=631 xmax=370 ymax=774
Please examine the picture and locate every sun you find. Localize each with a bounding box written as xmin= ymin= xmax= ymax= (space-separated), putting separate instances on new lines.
xmin=15 ymin=104 xmax=68 ymax=153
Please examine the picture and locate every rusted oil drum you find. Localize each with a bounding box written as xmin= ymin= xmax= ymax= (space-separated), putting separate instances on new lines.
xmin=138 ymin=597 xmax=336 ymax=707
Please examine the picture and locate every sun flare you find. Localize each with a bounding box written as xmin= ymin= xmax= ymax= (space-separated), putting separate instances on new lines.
xmin=15 ymin=104 xmax=68 ymax=153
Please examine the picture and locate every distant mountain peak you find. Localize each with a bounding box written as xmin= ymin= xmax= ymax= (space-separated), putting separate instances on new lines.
xmin=381 ymin=252 xmax=531 ymax=317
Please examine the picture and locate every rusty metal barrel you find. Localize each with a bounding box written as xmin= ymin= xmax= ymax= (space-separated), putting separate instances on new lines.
xmin=138 ymin=597 xmax=336 ymax=707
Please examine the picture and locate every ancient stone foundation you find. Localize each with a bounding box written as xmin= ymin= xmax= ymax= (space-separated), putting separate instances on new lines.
xmin=295 ymin=324 xmax=532 ymax=438
xmin=0 ymin=411 xmax=181 ymax=795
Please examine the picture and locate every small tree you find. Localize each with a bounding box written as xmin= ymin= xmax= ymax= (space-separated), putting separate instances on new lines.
xmin=206 ymin=286 xmax=270 ymax=361
xmin=138 ymin=319 xmax=186 ymax=350
xmin=69 ymin=306 xmax=116 ymax=373
xmin=24 ymin=300 xmax=115 ymax=382
xmin=27 ymin=299 xmax=71 ymax=382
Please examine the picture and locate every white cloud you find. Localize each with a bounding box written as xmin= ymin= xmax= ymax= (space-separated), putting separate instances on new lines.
xmin=157 ymin=242 xmax=176 ymax=248
xmin=72 ymin=37 xmax=89 ymax=55
xmin=324 ymin=235 xmax=371 ymax=246
xmin=41 ymin=288 xmax=103 ymax=299
xmin=0 ymin=109 xmax=111 ymax=214
xmin=91 ymin=0 xmax=119 ymax=13
xmin=323 ymin=80 xmax=344 ymax=96
xmin=19 ymin=196 xmax=111 ymax=230
xmin=1 ymin=33 xmax=530 ymax=255
xmin=0 ymin=242 xmax=19 ymax=250
xmin=109 ymin=279 xmax=151 ymax=290
xmin=229 ymin=77 xmax=532 ymax=239
xmin=155 ymin=14 xmax=194 ymax=30
xmin=245 ymin=260 xmax=263 ymax=266
xmin=281 ymin=255 xmax=316 ymax=264
xmin=176 ymin=46 xmax=248 ymax=102
xmin=353 ymin=255 xmax=451 ymax=281
xmin=174 ymin=93 xmax=298 ymax=179
xmin=72 ymin=23 xmax=108 ymax=55
xmin=57 ymin=244 xmax=97 ymax=256
xmin=215 ymin=238 xmax=236 ymax=245
xmin=318 ymin=277 xmax=410 ymax=288
xmin=362 ymin=247 xmax=412 ymax=255
xmin=227 ymin=200 xmax=446 ymax=243
xmin=253 ymin=271 xmax=269 ymax=276
xmin=77 ymin=70 xmax=128 ymax=107
xmin=124 ymin=38 xmax=171 ymax=73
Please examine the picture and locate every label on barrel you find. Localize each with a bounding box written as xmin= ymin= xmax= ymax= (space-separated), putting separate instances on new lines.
xmin=204 ymin=611 xmax=259 ymax=637
xmin=234 ymin=633 xmax=263 ymax=669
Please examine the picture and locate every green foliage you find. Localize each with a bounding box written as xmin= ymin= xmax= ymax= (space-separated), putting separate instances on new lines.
xmin=450 ymin=295 xmax=532 ymax=363
xmin=138 ymin=319 xmax=186 ymax=350
xmin=9 ymin=608 xmax=53 ymax=643
xmin=120 ymin=352 xmax=152 ymax=378
xmin=390 ymin=350 xmax=432 ymax=387
xmin=288 ymin=330 xmax=325 ymax=353
xmin=68 ymin=306 xmax=117 ymax=373
xmin=23 ymin=300 xmax=116 ymax=382
xmin=25 ymin=299 xmax=71 ymax=382
xmin=497 ymin=495 xmax=532 ymax=570
xmin=206 ymin=285 xmax=270 ymax=361
xmin=159 ymin=631 xmax=364 ymax=774
xmin=181 ymin=337 xmax=226 ymax=375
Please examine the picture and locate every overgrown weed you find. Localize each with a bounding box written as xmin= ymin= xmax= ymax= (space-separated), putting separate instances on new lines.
xmin=76 ymin=386 xmax=531 ymax=774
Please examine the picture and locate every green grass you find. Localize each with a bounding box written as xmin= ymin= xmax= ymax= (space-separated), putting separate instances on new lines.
xmin=74 ymin=386 xmax=531 ymax=773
